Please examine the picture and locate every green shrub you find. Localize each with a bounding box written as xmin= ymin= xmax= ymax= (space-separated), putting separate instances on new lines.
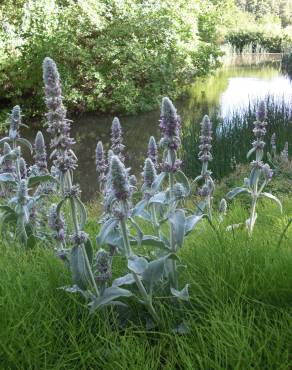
xmin=0 ymin=0 xmax=221 ymax=118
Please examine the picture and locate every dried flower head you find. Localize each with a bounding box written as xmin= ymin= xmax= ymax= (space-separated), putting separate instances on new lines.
xmin=110 ymin=155 xmax=130 ymax=201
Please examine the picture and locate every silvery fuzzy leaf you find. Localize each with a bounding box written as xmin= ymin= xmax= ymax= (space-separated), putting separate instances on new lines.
xmin=101 ymin=228 xmax=124 ymax=251
xmin=171 ymin=284 xmax=189 ymax=301
xmin=142 ymin=253 xmax=178 ymax=291
xmin=16 ymin=138 xmax=33 ymax=154
xmin=75 ymin=197 xmax=87 ymax=229
xmin=96 ymin=218 xmax=119 ymax=245
xmin=0 ymin=152 xmax=18 ymax=164
xmin=246 ymin=146 xmax=256 ymax=159
xmin=149 ymin=191 xmax=166 ymax=205
xmin=261 ymin=192 xmax=282 ymax=213
xmin=129 ymin=217 xmax=143 ymax=246
xmin=226 ymin=187 xmax=249 ymax=200
xmin=175 ymin=170 xmax=190 ymax=195
xmin=89 ymin=287 xmax=132 ymax=313
xmin=170 ymin=209 xmax=186 ymax=248
xmin=131 ymin=199 xmax=147 ymax=217
xmin=50 ymin=149 xmax=57 ymax=159
xmin=151 ymin=172 xmax=166 ymax=192
xmin=0 ymin=137 xmax=10 ymax=145
xmin=195 ymin=201 xmax=206 ymax=215
xmin=128 ymin=255 xmax=149 ymax=274
xmin=192 ymin=175 xmax=203 ymax=185
xmin=130 ymin=235 xmax=169 ymax=250
xmin=137 ymin=209 xmax=152 ymax=223
xmin=112 ymin=273 xmax=135 ymax=287
xmin=70 ymin=245 xmax=91 ymax=290
xmin=16 ymin=217 xmax=28 ymax=245
xmin=185 ymin=214 xmax=204 ymax=235
xmin=244 ymin=177 xmax=250 ymax=187
xmin=0 ymin=173 xmax=16 ymax=183
xmin=56 ymin=199 xmax=67 ymax=216
xmin=84 ymin=238 xmax=93 ymax=264
xmin=60 ymin=285 xmax=95 ymax=300
xmin=27 ymin=174 xmax=54 ymax=188
xmin=249 ymin=168 xmax=260 ymax=187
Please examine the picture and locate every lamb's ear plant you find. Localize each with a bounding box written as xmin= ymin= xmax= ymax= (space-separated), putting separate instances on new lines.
xmin=43 ymin=57 xmax=134 ymax=310
xmin=0 ymin=107 xmax=54 ymax=246
xmin=218 ymin=198 xmax=227 ymax=223
xmin=227 ymin=101 xmax=282 ymax=235
xmin=193 ymin=115 xmax=215 ymax=220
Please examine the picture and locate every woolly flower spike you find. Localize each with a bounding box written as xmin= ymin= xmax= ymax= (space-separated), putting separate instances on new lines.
xmin=94 ymin=249 xmax=112 ymax=282
xmin=198 ymin=115 xmax=213 ymax=164
xmin=219 ymin=198 xmax=227 ymax=215
xmin=143 ymin=158 xmax=157 ymax=189
xmin=111 ymin=117 xmax=125 ymax=159
xmin=159 ymin=97 xmax=181 ymax=150
xmin=1 ymin=142 xmax=15 ymax=174
xmin=280 ymin=142 xmax=289 ymax=162
xmin=96 ymin=141 xmax=107 ymax=180
xmin=70 ymin=231 xmax=88 ymax=246
xmin=271 ymin=133 xmax=276 ymax=153
xmin=148 ymin=136 xmax=158 ymax=166
xmin=19 ymin=158 xmax=27 ymax=179
xmin=110 ymin=155 xmax=130 ymax=201
xmin=34 ymin=131 xmax=48 ymax=174
xmin=48 ymin=204 xmax=66 ymax=243
xmin=42 ymin=57 xmax=76 ymax=154
xmin=9 ymin=105 xmax=21 ymax=140
xmin=256 ymin=101 xmax=267 ymax=122
xmin=252 ymin=101 xmax=267 ymax=153
xmin=16 ymin=179 xmax=29 ymax=206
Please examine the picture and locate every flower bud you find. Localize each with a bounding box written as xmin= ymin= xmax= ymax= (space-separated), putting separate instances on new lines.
xmin=142 ymin=158 xmax=157 ymax=188
xmin=148 ymin=136 xmax=158 ymax=166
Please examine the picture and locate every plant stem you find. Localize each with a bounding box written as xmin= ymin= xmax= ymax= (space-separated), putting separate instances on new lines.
xmin=168 ymin=169 xmax=178 ymax=290
xmin=119 ymin=206 xmax=160 ymax=323
xmin=67 ymin=175 xmax=100 ymax=297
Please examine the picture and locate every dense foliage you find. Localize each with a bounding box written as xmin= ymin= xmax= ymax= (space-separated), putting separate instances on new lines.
xmin=0 ymin=0 xmax=221 ymax=117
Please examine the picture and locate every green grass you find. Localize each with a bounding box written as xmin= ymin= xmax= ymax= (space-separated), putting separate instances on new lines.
xmin=0 ymin=198 xmax=291 ymax=369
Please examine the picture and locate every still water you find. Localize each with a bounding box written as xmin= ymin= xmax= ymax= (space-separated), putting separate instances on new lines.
xmin=51 ymin=59 xmax=292 ymax=201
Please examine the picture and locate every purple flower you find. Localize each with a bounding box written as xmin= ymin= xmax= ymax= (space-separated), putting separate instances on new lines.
xmin=9 ymin=105 xmax=21 ymax=140
xmin=96 ymin=140 xmax=107 ymax=187
xmin=34 ymin=131 xmax=48 ymax=175
xmin=198 ymin=115 xmax=213 ymax=164
xmin=70 ymin=231 xmax=88 ymax=246
xmin=111 ymin=117 xmax=125 ymax=160
xmin=256 ymin=101 xmax=267 ymax=122
xmin=110 ymin=155 xmax=130 ymax=201
xmin=19 ymin=158 xmax=27 ymax=179
xmin=1 ymin=142 xmax=16 ymax=174
xmin=159 ymin=97 xmax=181 ymax=150
xmin=142 ymin=158 xmax=157 ymax=189
xmin=262 ymin=163 xmax=273 ymax=181
xmin=160 ymin=159 xmax=182 ymax=173
xmin=148 ymin=136 xmax=158 ymax=167
xmin=94 ymin=249 xmax=112 ymax=282
xmin=48 ymin=204 xmax=66 ymax=243
xmin=43 ymin=57 xmax=77 ymax=173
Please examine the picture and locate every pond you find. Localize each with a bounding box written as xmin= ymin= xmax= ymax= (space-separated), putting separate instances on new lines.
xmin=36 ymin=57 xmax=292 ymax=201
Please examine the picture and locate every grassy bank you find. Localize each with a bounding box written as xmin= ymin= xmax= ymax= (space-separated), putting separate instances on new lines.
xmin=0 ymin=194 xmax=291 ymax=369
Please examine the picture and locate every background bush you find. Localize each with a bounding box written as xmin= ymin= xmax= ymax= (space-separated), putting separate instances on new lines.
xmin=0 ymin=0 xmax=221 ymax=117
